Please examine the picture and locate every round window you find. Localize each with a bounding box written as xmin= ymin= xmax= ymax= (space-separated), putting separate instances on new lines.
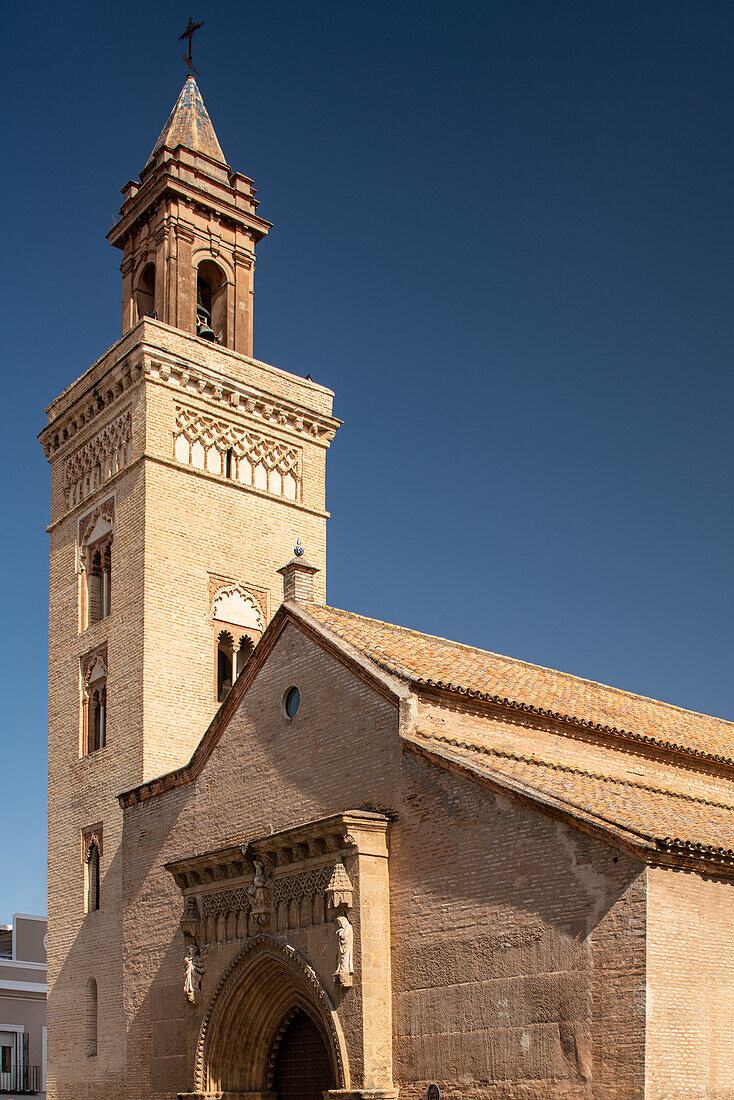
xmin=284 ymin=687 xmax=300 ymax=719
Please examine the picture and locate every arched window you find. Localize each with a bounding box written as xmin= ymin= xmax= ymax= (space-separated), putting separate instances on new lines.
xmin=85 ymin=978 xmax=98 ymax=1056
xmin=90 ymin=686 xmax=107 ymax=752
xmin=217 ymin=631 xmax=234 ymax=702
xmin=83 ymin=651 xmax=107 ymax=754
xmin=80 ymin=506 xmax=114 ymax=629
xmin=197 ymin=260 xmax=227 ymax=345
xmin=87 ymin=541 xmax=112 ymax=624
xmin=237 ymin=636 xmax=254 ymax=677
xmin=86 ymin=845 xmax=100 ymax=913
xmin=135 ymin=262 xmax=156 ymax=321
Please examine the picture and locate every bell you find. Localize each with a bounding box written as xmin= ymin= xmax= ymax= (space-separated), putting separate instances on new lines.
xmin=196 ymin=305 xmax=215 ymax=342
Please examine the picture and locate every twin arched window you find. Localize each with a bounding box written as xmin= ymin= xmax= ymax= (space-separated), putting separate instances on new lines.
xmin=80 ymin=505 xmax=114 ymax=630
xmin=83 ymin=827 xmax=102 ymax=914
xmin=217 ymin=632 xmax=254 ymax=702
xmin=82 ymin=651 xmax=107 ymax=755
xmin=87 ymin=540 xmax=111 ymax=625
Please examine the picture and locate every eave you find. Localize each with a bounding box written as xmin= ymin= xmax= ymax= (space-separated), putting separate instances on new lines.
xmin=404 ymin=731 xmax=734 ymax=881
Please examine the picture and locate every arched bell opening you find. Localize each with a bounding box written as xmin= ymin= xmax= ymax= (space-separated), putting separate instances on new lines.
xmin=196 ymin=935 xmax=348 ymax=1097
xmin=196 ymin=259 xmax=228 ymax=345
xmin=134 ymin=262 xmax=156 ymax=321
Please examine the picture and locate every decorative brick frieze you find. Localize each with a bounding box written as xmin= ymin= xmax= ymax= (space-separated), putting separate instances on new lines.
xmin=174 ymin=405 xmax=302 ymax=500
xmin=64 ymin=410 xmax=132 ymax=508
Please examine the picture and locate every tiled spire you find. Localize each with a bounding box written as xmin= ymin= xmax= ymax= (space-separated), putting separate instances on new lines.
xmin=147 ymin=75 xmax=226 ymax=165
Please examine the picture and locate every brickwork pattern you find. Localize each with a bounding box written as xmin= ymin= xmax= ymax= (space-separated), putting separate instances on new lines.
xmin=42 ymin=322 xmax=337 ymax=1100
xmin=118 ymin=626 xmax=649 ymax=1100
xmin=645 ymin=867 xmax=734 ymax=1099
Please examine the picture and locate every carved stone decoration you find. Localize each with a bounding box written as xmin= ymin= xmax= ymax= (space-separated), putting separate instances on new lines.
xmin=246 ymin=859 xmax=271 ymax=926
xmin=325 ymin=860 xmax=354 ymax=911
xmin=333 ymin=915 xmax=354 ymax=988
xmin=272 ymin=866 xmax=331 ymax=908
xmin=181 ymin=895 xmax=201 ymax=940
xmin=82 ymin=824 xmax=103 ymax=862
xmin=82 ymin=648 xmax=107 ymax=693
xmin=201 ymin=888 xmax=248 ymax=918
xmin=184 ymin=942 xmax=209 ymax=1004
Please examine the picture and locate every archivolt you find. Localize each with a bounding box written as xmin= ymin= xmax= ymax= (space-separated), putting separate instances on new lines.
xmin=194 ymin=934 xmax=349 ymax=1094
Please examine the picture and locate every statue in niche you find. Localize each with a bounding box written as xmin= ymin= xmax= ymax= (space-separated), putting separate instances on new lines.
xmin=247 ymin=859 xmax=270 ymax=925
xmin=333 ymin=915 xmax=354 ymax=987
xmin=183 ymin=942 xmax=209 ymax=1004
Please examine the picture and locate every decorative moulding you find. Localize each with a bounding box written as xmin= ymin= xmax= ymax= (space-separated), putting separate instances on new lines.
xmin=39 ymin=319 xmax=341 ymax=466
xmin=212 ymin=585 xmax=264 ymax=631
xmin=64 ymin=410 xmax=132 ymax=509
xmin=165 ymin=812 xmax=389 ymax=947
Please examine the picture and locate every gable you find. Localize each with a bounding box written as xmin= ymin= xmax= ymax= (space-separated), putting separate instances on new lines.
xmin=180 ymin=620 xmax=404 ymax=844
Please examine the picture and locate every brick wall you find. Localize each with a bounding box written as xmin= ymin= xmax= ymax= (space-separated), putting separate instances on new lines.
xmin=645 ymin=866 xmax=734 ymax=1099
xmin=120 ymin=623 xmax=648 ymax=1099
xmin=44 ymin=322 xmax=337 ymax=1100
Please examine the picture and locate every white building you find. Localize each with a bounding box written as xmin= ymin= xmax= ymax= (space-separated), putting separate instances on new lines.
xmin=0 ymin=915 xmax=46 ymax=1098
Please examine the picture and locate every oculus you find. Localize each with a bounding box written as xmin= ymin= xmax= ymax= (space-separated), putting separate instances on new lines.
xmin=283 ymin=687 xmax=300 ymax=719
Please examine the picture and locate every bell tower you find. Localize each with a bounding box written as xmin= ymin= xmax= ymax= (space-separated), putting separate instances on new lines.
xmin=40 ymin=74 xmax=339 ymax=1100
xmin=108 ymin=75 xmax=270 ymax=354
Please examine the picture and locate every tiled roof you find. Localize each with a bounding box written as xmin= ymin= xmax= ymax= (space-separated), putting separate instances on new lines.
xmin=147 ymin=76 xmax=226 ymax=165
xmin=407 ymin=730 xmax=734 ymax=861
xmin=304 ymin=603 xmax=734 ymax=763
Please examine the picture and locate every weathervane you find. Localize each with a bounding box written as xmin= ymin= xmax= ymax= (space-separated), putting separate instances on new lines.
xmin=179 ymin=17 xmax=204 ymax=75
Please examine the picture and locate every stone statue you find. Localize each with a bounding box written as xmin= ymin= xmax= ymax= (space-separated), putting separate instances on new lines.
xmin=333 ymin=914 xmax=354 ymax=987
xmin=246 ymin=858 xmax=270 ymax=925
xmin=183 ymin=943 xmax=207 ymax=1003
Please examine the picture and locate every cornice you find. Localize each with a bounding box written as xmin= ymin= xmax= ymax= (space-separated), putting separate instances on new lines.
xmin=146 ymin=357 xmax=340 ymax=447
xmin=164 ymin=812 xmax=390 ymax=891
xmin=39 ymin=319 xmax=341 ymax=462
xmin=39 ymin=355 xmax=143 ymax=459
xmin=108 ymin=166 xmax=271 ymax=249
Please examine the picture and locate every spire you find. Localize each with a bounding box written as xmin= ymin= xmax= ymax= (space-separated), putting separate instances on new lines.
xmin=147 ymin=75 xmax=226 ymax=166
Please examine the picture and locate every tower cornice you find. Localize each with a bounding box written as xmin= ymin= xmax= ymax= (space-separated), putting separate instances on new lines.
xmin=107 ymin=156 xmax=271 ymax=252
xmin=39 ymin=318 xmax=340 ymax=462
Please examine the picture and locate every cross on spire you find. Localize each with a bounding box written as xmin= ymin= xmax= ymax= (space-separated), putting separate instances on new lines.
xmin=178 ymin=17 xmax=204 ymax=74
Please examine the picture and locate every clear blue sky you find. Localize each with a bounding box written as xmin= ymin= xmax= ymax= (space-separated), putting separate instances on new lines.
xmin=3 ymin=0 xmax=734 ymax=916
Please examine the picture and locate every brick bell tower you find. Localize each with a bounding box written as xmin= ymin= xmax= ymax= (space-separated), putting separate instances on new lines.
xmin=39 ymin=74 xmax=339 ymax=1100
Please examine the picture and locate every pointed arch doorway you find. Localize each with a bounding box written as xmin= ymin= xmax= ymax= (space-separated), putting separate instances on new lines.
xmin=192 ymin=935 xmax=348 ymax=1099
xmin=271 ymin=1007 xmax=335 ymax=1100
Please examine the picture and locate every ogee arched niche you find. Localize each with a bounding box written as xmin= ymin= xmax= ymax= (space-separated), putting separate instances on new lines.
xmin=194 ymin=934 xmax=349 ymax=1096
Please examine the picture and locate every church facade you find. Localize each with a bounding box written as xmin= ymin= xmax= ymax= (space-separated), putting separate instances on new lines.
xmin=41 ymin=76 xmax=734 ymax=1100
